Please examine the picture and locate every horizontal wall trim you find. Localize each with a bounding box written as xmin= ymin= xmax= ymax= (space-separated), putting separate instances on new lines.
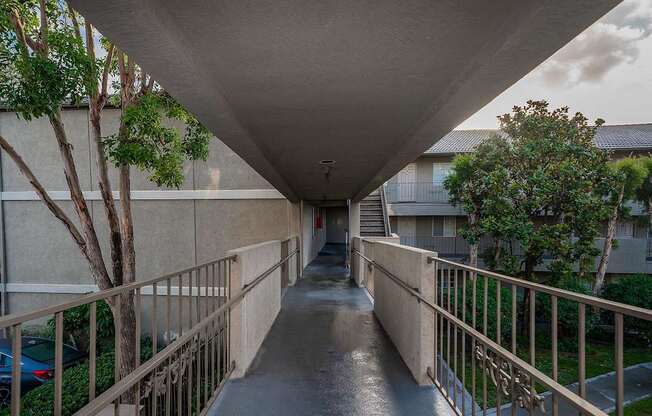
xmin=1 ymin=283 xmax=227 ymax=296
xmin=0 ymin=189 xmax=285 ymax=201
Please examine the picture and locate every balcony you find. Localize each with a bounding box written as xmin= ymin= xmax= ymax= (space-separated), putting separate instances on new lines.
xmin=385 ymin=182 xmax=451 ymax=204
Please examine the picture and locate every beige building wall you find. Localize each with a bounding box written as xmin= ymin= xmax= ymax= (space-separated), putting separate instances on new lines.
xmin=0 ymin=108 xmax=295 ymax=314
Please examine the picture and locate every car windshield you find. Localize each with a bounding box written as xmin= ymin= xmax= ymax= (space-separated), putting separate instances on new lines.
xmin=22 ymin=339 xmax=81 ymax=363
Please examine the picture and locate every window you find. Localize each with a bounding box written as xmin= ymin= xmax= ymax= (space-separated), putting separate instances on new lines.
xmin=433 ymin=217 xmax=456 ymax=237
xmin=0 ymin=354 xmax=11 ymax=367
xmin=432 ymin=163 xmax=452 ymax=185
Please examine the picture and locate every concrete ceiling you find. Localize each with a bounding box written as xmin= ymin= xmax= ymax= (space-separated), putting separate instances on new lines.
xmin=70 ymin=0 xmax=619 ymax=202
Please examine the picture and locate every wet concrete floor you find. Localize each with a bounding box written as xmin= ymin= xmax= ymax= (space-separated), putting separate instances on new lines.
xmin=210 ymin=243 xmax=452 ymax=415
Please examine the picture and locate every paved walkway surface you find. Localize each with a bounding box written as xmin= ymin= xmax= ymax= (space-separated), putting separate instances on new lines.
xmin=209 ymin=243 xmax=453 ymax=416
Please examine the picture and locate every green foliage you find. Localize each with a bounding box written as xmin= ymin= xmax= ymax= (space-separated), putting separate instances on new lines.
xmin=462 ymin=276 xmax=513 ymax=344
xmin=537 ymin=277 xmax=599 ymax=350
xmin=0 ymin=1 xmax=99 ymax=120
xmin=0 ymin=352 xmax=114 ymax=416
xmin=602 ymin=274 xmax=652 ymax=342
xmin=46 ymin=301 xmax=114 ymax=354
xmin=448 ymin=100 xmax=613 ymax=280
xmin=104 ymin=92 xmax=212 ymax=188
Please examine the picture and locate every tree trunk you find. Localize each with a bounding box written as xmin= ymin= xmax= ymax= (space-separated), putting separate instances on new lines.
xmin=469 ymin=243 xmax=478 ymax=268
xmin=468 ymin=212 xmax=479 ymax=268
xmin=89 ymin=109 xmax=124 ymax=285
xmin=493 ymin=238 xmax=502 ymax=268
xmin=49 ymin=110 xmax=113 ymax=290
xmin=595 ymin=186 xmax=625 ymax=295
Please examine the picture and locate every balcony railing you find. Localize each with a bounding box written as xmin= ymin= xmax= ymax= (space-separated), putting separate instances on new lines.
xmin=384 ymin=182 xmax=450 ymax=203
xmin=352 ymin=238 xmax=652 ymax=416
xmin=0 ymin=237 xmax=298 ymax=416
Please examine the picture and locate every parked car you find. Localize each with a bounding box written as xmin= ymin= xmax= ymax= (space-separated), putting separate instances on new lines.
xmin=0 ymin=337 xmax=86 ymax=407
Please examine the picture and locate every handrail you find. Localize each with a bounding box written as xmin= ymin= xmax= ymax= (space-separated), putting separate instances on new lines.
xmin=351 ymin=247 xmax=607 ymax=416
xmin=379 ymin=186 xmax=391 ymax=236
xmin=75 ymin=248 xmax=299 ymax=416
xmin=430 ymin=255 xmax=652 ymax=322
xmin=0 ymin=254 xmax=237 ymax=329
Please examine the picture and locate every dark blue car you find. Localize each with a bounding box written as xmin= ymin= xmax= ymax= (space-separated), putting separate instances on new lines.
xmin=0 ymin=337 xmax=85 ymax=406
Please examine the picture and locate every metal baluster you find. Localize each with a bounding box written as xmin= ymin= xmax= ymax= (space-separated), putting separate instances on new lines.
xmin=529 ymin=290 xmax=536 ymax=415
xmin=578 ymin=303 xmax=586 ymax=415
xmin=177 ymin=347 xmax=182 ymax=416
xmin=433 ymin=262 xmax=438 ymax=385
xmin=482 ymin=275 xmax=488 ymax=415
xmin=552 ymin=296 xmax=558 ymax=416
xmin=187 ymin=340 xmax=193 ymax=416
xmin=152 ymin=282 xmax=158 ymax=355
xmin=447 ymin=267 xmax=451 ymax=399
xmin=197 ymin=327 xmax=201 ymax=412
xmin=10 ymin=324 xmax=21 ymax=416
xmin=496 ymin=280 xmax=501 ymax=344
xmin=167 ymin=278 xmax=171 ymax=344
xmin=178 ymin=274 xmax=183 ymax=337
xmin=453 ymin=268 xmax=458 ymax=408
xmin=471 ymin=271 xmax=477 ymax=416
xmin=511 ymin=285 xmax=517 ymax=416
xmin=205 ymin=320 xmax=209 ymax=407
xmin=196 ymin=268 xmax=201 ymax=325
xmin=89 ymin=302 xmax=97 ymax=401
xmin=165 ymin=355 xmax=171 ymax=416
xmin=135 ymin=289 xmax=141 ymax=412
xmin=114 ymin=295 xmax=122 ymax=413
xmin=461 ymin=269 xmax=467 ymax=416
xmin=54 ymin=312 xmax=63 ymax=416
xmin=615 ymin=313 xmax=624 ymax=416
xmin=188 ymin=271 xmax=193 ymax=329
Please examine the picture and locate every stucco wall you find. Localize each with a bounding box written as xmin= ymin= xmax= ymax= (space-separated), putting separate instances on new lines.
xmin=0 ymin=109 xmax=292 ymax=314
xmin=371 ymin=241 xmax=434 ymax=385
xmin=228 ymin=240 xmax=282 ymax=377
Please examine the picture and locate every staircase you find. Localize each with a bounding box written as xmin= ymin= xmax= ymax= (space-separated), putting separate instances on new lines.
xmin=360 ymin=189 xmax=390 ymax=237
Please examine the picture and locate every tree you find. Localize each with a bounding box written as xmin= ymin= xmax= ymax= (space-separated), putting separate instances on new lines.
xmin=635 ymin=156 xmax=652 ymax=235
xmin=0 ymin=0 xmax=211 ymax=389
xmin=498 ymin=100 xmax=610 ymax=282
xmin=594 ymin=158 xmax=647 ymax=295
xmin=445 ymin=134 xmax=512 ymax=268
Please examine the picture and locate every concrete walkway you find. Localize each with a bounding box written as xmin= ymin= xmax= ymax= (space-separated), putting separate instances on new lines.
xmin=210 ymin=243 xmax=453 ymax=416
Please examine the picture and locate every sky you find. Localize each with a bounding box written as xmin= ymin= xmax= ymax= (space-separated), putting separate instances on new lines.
xmin=457 ymin=0 xmax=652 ymax=130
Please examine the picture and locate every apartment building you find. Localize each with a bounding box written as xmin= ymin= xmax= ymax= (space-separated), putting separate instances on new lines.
xmin=385 ymin=124 xmax=652 ymax=274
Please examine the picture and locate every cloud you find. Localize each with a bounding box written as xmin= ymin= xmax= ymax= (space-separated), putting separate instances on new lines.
xmin=537 ymin=0 xmax=652 ymax=87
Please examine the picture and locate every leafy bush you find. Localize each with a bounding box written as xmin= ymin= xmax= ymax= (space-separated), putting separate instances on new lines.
xmin=0 ymin=353 xmax=114 ymax=416
xmin=602 ymin=274 xmax=652 ymax=342
xmin=462 ymin=276 xmax=513 ymax=345
xmin=46 ymin=300 xmax=114 ymax=354
xmin=3 ymin=337 xmax=154 ymax=415
xmin=537 ymin=277 xmax=600 ymax=351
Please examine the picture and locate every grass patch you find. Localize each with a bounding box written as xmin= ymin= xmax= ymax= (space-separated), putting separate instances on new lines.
xmin=453 ymin=341 xmax=652 ymax=409
xmin=611 ymin=396 xmax=652 ymax=416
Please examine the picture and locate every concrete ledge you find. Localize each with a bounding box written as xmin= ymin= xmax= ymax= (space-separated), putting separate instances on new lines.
xmin=228 ymin=240 xmax=282 ymax=377
xmin=371 ymin=241 xmax=434 ymax=385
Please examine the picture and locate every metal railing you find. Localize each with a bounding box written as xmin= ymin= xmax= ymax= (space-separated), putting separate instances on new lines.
xmin=384 ymin=182 xmax=450 ymax=203
xmin=400 ymin=236 xmax=471 ymax=258
xmin=0 ymin=239 xmax=298 ymax=416
xmin=352 ymin=244 xmax=652 ymax=416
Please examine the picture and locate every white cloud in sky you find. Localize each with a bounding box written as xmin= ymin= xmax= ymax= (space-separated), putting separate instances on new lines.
xmin=458 ymin=0 xmax=652 ymax=129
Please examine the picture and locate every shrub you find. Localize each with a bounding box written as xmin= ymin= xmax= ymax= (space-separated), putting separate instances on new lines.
xmin=0 ymin=353 xmax=114 ymax=416
xmin=602 ymin=274 xmax=652 ymax=342
xmin=537 ymin=277 xmax=600 ymax=351
xmin=46 ymin=300 xmax=114 ymax=354
xmin=462 ymin=276 xmax=513 ymax=345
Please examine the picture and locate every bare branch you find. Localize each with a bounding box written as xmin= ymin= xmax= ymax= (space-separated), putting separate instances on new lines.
xmin=0 ymin=134 xmax=86 ymax=247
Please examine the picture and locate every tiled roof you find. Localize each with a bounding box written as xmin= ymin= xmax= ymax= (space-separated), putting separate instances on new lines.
xmin=425 ymin=123 xmax=652 ymax=154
